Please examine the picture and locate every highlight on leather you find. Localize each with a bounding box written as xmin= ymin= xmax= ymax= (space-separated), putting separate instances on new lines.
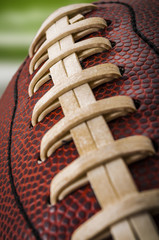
xmin=28 ymin=3 xmax=158 ymax=240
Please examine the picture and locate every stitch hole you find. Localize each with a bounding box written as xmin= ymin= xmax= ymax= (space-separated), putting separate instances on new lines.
xmin=37 ymin=155 xmax=43 ymax=164
xmin=38 ymin=159 xmax=43 ymax=164
xmin=105 ymin=19 xmax=112 ymax=26
xmin=133 ymin=99 xmax=141 ymax=109
xmin=46 ymin=196 xmax=51 ymax=206
xmin=29 ymin=122 xmax=33 ymax=129
xmin=151 ymin=139 xmax=158 ymax=152
xmin=118 ymin=66 xmax=125 ymax=76
xmin=110 ymin=41 xmax=116 ymax=48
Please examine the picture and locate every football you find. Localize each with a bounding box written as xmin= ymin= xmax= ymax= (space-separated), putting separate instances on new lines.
xmin=0 ymin=0 xmax=159 ymax=239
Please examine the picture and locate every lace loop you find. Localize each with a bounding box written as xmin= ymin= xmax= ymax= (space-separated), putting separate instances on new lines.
xmin=72 ymin=190 xmax=159 ymax=240
xmin=29 ymin=37 xmax=111 ymax=96
xmin=40 ymin=96 xmax=136 ymax=161
xmin=29 ymin=3 xmax=96 ymax=57
xmin=50 ymin=135 xmax=155 ymax=204
xmin=31 ymin=63 xmax=121 ymax=126
xmin=29 ymin=17 xmax=106 ymax=74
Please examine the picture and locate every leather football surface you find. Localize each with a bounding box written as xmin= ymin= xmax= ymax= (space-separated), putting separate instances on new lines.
xmin=0 ymin=0 xmax=159 ymax=239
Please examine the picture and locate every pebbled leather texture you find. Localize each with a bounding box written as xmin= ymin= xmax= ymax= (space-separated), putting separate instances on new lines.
xmin=0 ymin=0 xmax=159 ymax=239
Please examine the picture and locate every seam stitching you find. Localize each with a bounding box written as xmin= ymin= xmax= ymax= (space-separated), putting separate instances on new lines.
xmin=7 ymin=57 xmax=41 ymax=240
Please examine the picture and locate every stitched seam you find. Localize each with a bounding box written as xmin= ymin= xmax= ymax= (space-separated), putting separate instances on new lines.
xmin=94 ymin=1 xmax=159 ymax=55
xmin=7 ymin=57 xmax=41 ymax=240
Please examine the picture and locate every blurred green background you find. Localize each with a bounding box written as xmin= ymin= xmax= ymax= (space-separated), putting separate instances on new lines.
xmin=0 ymin=0 xmax=92 ymax=97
